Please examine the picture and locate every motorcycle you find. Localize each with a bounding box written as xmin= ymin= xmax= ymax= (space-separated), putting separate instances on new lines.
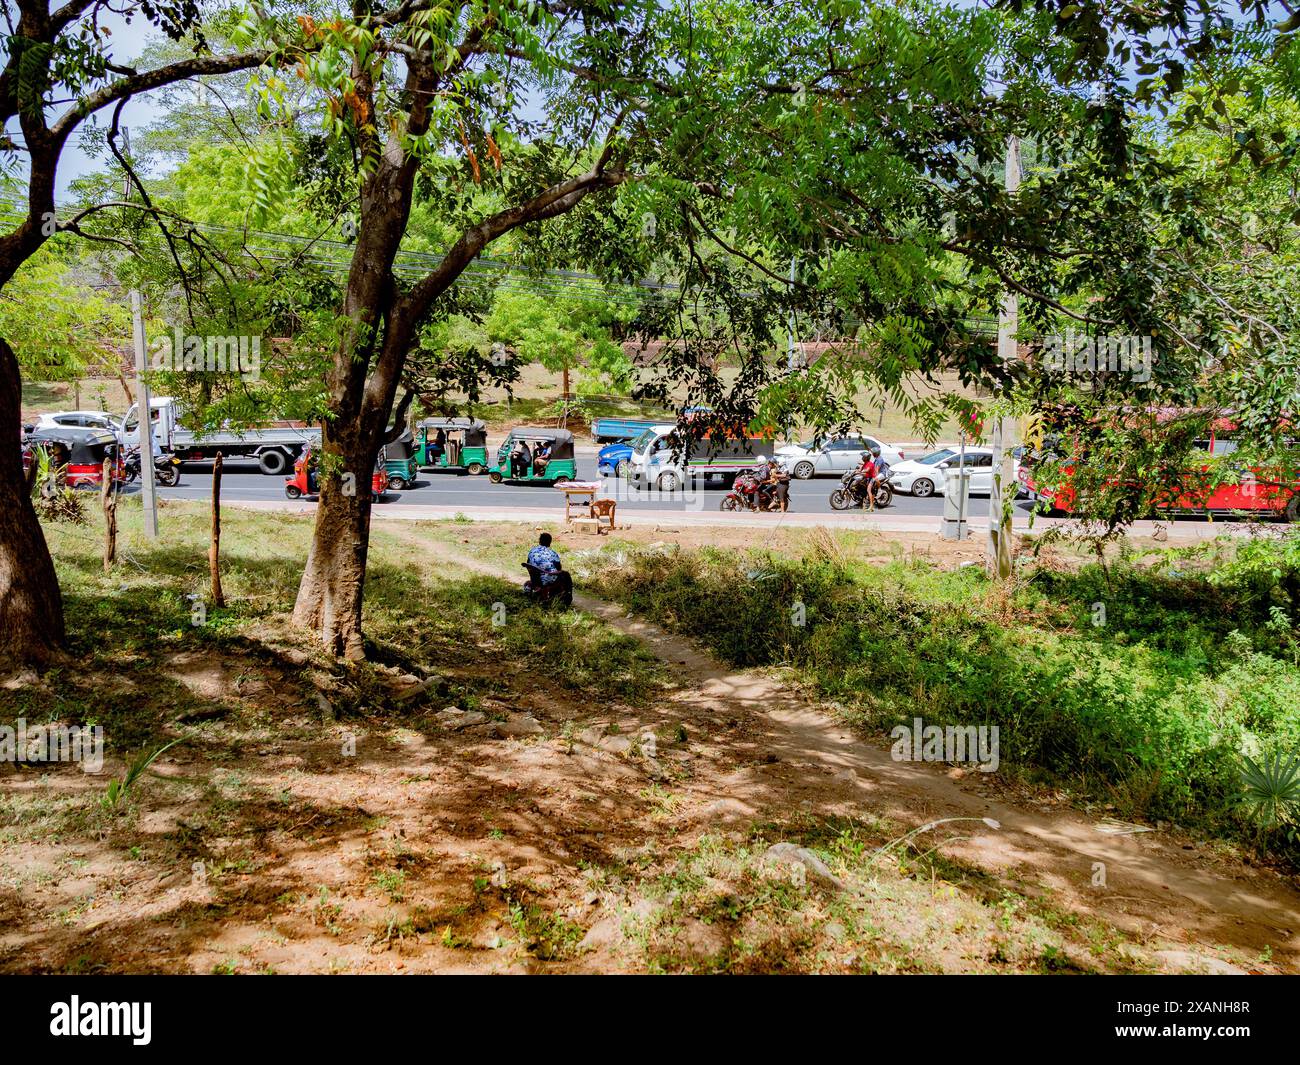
xmin=830 ymin=468 xmax=893 ymax=510
xmin=123 ymin=446 xmax=182 ymax=487
xmin=720 ymin=469 xmax=790 ymax=513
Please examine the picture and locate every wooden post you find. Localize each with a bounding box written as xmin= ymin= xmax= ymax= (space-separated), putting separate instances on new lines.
xmin=209 ymin=453 xmax=225 ymax=607
xmin=100 ymin=457 xmax=116 ymax=572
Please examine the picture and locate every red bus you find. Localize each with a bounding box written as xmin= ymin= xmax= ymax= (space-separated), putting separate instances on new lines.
xmin=1019 ymin=414 xmax=1300 ymax=521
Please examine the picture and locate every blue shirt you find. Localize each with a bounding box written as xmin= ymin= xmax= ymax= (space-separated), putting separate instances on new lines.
xmin=527 ymin=544 xmax=561 ymax=585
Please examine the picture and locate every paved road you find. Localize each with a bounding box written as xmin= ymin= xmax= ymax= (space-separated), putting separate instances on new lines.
xmin=145 ymin=456 xmax=1002 ymax=518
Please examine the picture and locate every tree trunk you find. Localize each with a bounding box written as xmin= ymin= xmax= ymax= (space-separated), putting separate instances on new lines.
xmin=0 ymin=336 xmax=66 ymax=667
xmin=291 ymin=427 xmax=377 ymax=660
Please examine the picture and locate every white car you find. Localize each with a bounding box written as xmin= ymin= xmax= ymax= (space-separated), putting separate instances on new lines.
xmin=890 ymin=446 xmax=1023 ymax=498
xmin=775 ymin=434 xmax=905 ymax=479
xmin=34 ymin=410 xmax=124 ymax=438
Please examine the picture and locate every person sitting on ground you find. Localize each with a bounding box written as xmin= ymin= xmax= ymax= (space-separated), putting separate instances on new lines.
xmin=533 ymin=440 xmax=551 ymax=476
xmin=523 ymin=532 xmax=573 ymax=600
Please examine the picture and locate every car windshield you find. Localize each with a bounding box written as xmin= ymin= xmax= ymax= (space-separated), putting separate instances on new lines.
xmin=630 ymin=428 xmax=658 ymax=453
xmin=916 ymin=449 xmax=955 ymax=465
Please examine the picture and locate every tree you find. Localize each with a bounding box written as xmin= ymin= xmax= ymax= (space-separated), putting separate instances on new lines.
xmin=0 ymin=0 xmax=291 ymax=666
xmin=486 ymin=287 xmax=635 ymax=400
xmin=269 ymin=2 xmax=658 ymax=657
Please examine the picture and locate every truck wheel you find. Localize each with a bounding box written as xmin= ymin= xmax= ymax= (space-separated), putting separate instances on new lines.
xmin=467 ymin=462 xmax=485 ymax=475
xmin=489 ymin=471 xmax=503 ymax=484
xmin=388 ymin=475 xmax=407 ymax=491
xmin=258 ymin=449 xmax=290 ymax=475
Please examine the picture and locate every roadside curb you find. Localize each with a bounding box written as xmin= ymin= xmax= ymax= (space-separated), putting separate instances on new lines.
xmin=220 ymin=498 xmax=1249 ymax=541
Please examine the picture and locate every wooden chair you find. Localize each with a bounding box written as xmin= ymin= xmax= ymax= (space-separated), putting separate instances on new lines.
xmin=589 ymin=497 xmax=617 ymax=533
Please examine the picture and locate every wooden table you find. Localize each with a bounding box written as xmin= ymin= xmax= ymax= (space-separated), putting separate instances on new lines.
xmin=557 ymin=481 xmax=602 ymax=524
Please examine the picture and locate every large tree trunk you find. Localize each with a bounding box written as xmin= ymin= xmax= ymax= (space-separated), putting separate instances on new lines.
xmin=0 ymin=336 xmax=66 ymax=667
xmin=291 ymin=422 xmax=380 ymax=660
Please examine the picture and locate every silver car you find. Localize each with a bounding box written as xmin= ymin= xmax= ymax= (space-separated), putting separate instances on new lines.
xmin=775 ymin=435 xmax=906 ymax=479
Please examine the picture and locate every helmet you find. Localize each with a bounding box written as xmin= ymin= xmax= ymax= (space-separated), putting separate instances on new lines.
xmin=870 ymin=445 xmax=881 ymax=457
xmin=861 ymin=451 xmax=871 ymax=461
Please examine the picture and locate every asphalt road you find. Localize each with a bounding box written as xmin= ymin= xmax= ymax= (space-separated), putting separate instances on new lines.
xmin=142 ymin=455 xmax=1017 ymax=517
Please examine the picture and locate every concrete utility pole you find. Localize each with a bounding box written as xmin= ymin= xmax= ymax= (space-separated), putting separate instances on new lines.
xmin=130 ymin=288 xmax=159 ymax=538
xmin=987 ymin=135 xmax=1020 ymax=580
xmin=786 ymin=256 xmax=797 ymax=373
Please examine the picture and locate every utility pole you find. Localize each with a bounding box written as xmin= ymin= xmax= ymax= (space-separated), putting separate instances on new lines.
xmin=131 ymin=288 xmax=159 ymax=538
xmin=123 ymin=127 xmax=158 ymax=537
xmin=987 ymin=135 xmax=1020 ymax=580
xmin=785 ymin=256 xmax=797 ymax=445
xmin=786 ymin=256 xmax=797 ymax=373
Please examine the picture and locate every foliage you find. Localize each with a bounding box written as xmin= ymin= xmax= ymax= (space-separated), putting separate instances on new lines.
xmin=582 ymin=537 xmax=1300 ymax=862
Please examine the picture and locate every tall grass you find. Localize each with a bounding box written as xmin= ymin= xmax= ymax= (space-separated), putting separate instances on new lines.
xmin=582 ymin=540 xmax=1300 ymax=857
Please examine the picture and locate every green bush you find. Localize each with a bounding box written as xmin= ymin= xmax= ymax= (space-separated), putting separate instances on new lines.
xmin=586 ymin=542 xmax=1300 ymax=860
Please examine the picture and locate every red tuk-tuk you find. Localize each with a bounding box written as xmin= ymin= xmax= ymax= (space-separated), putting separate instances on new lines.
xmin=284 ymin=444 xmax=390 ymax=501
xmin=23 ymin=426 xmax=124 ymax=488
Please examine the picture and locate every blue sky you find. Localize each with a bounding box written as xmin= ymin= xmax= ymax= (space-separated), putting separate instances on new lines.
xmin=53 ymin=10 xmax=158 ymax=196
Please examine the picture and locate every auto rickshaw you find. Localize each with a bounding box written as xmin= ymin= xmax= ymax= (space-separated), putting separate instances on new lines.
xmin=23 ymin=426 xmax=124 ymax=488
xmin=415 ymin=417 xmax=490 ymax=474
xmin=488 ymin=428 xmax=577 ymax=485
xmin=285 ymin=444 xmax=390 ymax=501
xmin=382 ymin=428 xmax=418 ymax=490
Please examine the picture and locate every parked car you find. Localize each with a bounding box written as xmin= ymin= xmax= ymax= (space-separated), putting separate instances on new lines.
xmin=774 ymin=435 xmax=905 ymax=479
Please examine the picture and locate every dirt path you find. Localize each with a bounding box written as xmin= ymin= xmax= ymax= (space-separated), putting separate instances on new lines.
xmin=413 ymin=530 xmax=1300 ymax=972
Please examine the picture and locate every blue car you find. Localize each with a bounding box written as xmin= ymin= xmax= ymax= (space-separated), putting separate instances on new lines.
xmin=598 ymin=440 xmax=634 ymax=476
xmin=599 ymin=423 xmax=674 ymax=476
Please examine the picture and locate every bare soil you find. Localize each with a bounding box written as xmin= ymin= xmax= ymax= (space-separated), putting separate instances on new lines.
xmin=1 ymin=519 xmax=1293 ymax=974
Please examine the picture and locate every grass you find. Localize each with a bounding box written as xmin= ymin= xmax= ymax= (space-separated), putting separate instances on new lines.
xmin=0 ymin=499 xmax=669 ymax=762
xmin=570 ymin=532 xmax=1300 ymax=862
xmin=0 ymin=502 xmax=1278 ymax=973
xmin=584 ymin=815 xmax=1161 ymax=975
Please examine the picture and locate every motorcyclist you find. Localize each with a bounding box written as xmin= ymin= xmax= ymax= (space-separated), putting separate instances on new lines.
xmin=767 ymin=456 xmax=790 ymax=512
xmin=751 ymin=455 xmax=774 ymax=510
xmin=850 ymin=450 xmax=878 ymax=511
xmin=867 ymin=444 xmax=890 ymax=504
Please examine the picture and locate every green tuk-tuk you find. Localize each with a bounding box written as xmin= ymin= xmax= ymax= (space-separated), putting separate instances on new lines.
xmin=488 ymin=428 xmax=577 ymax=485
xmin=415 ymin=418 xmax=489 ymax=475
xmin=383 ymin=427 xmax=418 ymax=490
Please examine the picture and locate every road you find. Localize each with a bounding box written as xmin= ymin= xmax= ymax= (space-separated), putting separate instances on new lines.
xmin=148 ymin=456 xmax=991 ymax=517
xmin=126 ymin=456 xmax=1269 ymax=542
